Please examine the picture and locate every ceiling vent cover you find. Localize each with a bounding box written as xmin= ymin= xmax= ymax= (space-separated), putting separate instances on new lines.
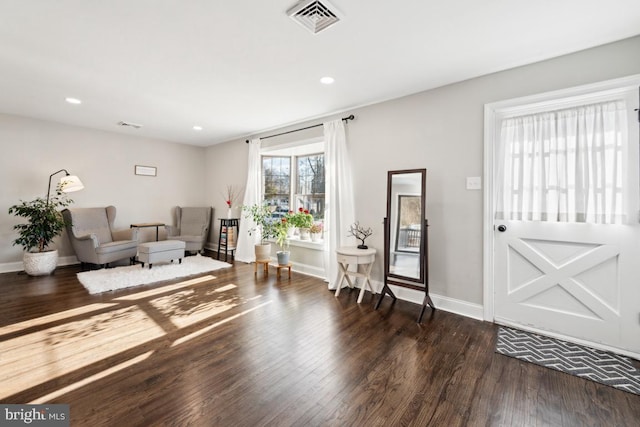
xmin=287 ymin=0 xmax=342 ymax=34
xmin=117 ymin=121 xmax=143 ymax=129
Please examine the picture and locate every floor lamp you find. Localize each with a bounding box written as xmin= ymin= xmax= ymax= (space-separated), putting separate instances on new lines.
xmin=46 ymin=169 xmax=84 ymax=203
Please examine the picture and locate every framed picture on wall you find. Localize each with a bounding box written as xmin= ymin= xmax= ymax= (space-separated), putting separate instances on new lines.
xmin=135 ymin=165 xmax=157 ymax=176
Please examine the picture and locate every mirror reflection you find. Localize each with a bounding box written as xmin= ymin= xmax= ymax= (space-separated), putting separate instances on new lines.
xmin=387 ymin=171 xmax=424 ymax=282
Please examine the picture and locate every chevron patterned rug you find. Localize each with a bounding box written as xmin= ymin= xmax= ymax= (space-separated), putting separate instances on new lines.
xmin=496 ymin=327 xmax=640 ymax=395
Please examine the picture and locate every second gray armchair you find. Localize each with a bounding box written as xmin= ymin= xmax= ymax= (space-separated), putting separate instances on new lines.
xmin=165 ymin=206 xmax=212 ymax=254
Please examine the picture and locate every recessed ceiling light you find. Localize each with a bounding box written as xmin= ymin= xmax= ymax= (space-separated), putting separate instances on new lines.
xmin=65 ymin=97 xmax=82 ymax=105
xmin=320 ymin=76 xmax=335 ymax=85
xmin=193 ymin=125 xmax=203 ymax=131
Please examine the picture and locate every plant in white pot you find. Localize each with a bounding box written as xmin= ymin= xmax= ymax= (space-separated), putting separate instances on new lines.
xmin=288 ymin=207 xmax=314 ymax=240
xmin=242 ymin=203 xmax=277 ymax=261
xmin=8 ymin=185 xmax=74 ymax=275
xmin=310 ymin=222 xmax=323 ymax=242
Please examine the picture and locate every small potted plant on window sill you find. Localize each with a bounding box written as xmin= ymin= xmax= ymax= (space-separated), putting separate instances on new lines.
xmin=288 ymin=207 xmax=314 ymax=240
xmin=310 ymin=223 xmax=323 ymax=242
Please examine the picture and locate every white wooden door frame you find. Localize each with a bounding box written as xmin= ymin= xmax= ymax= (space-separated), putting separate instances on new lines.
xmin=483 ymin=74 xmax=640 ymax=354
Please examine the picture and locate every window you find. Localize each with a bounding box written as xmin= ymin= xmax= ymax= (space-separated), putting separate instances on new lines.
xmin=496 ymin=100 xmax=628 ymax=224
xmin=261 ymin=139 xmax=325 ymax=222
xmin=296 ymin=154 xmax=325 ymax=220
xmin=263 ymin=156 xmax=290 ymax=215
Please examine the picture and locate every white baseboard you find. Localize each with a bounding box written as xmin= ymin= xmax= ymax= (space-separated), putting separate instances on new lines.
xmin=0 ymin=255 xmax=79 ymax=274
xmin=334 ymin=279 xmax=484 ymax=321
xmin=223 ymin=255 xmax=328 ymax=280
xmin=375 ymin=282 xmax=484 ymax=321
xmin=0 ymin=261 xmax=24 ymax=274
xmin=268 ymin=257 xmax=326 ymax=279
xmin=428 ymin=293 xmax=484 ymax=321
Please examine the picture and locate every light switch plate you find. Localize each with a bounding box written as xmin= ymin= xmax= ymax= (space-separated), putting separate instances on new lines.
xmin=466 ymin=176 xmax=481 ymax=190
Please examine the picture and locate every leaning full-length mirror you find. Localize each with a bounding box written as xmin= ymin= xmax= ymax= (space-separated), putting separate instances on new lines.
xmin=386 ymin=169 xmax=426 ymax=283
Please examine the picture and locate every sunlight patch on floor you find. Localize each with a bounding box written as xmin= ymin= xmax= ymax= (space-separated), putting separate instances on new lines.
xmin=149 ymin=285 xmax=240 ymax=328
xmin=113 ymin=275 xmax=217 ymax=301
xmin=172 ymin=300 xmax=273 ymax=347
xmin=0 ymin=303 xmax=118 ymax=337
xmin=214 ymin=284 xmax=237 ymax=293
xmin=0 ymin=306 xmax=165 ymax=400
xmin=0 ymin=278 xmax=249 ymax=401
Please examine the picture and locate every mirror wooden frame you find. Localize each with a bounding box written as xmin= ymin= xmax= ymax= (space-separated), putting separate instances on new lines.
xmin=376 ymin=168 xmax=435 ymax=322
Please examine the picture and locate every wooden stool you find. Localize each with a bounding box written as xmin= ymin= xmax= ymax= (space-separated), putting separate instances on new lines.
xmin=254 ymin=259 xmax=270 ymax=276
xmin=274 ymin=262 xmax=292 ymax=279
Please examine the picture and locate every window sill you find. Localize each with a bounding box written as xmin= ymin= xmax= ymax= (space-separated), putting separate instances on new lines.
xmin=268 ymin=237 xmax=324 ymax=251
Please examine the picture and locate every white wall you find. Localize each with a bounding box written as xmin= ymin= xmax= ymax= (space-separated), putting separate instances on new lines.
xmin=2 ymin=36 xmax=639 ymax=306
xmin=205 ymin=36 xmax=640 ymax=306
xmin=0 ymin=115 xmax=206 ymax=267
xmin=203 ymin=134 xmax=250 ymax=245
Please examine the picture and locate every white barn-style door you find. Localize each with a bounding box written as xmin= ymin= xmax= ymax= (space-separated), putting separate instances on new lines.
xmin=487 ymin=79 xmax=640 ymax=357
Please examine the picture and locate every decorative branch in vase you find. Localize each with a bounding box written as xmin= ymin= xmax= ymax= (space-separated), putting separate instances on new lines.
xmin=348 ymin=221 xmax=373 ymax=249
xmin=222 ymin=185 xmax=243 ymax=218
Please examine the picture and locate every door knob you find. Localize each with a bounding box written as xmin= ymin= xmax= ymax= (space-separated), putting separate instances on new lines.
xmin=497 ymin=225 xmax=507 ymax=232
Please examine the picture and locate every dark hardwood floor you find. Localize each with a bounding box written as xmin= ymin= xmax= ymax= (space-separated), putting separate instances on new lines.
xmin=1 ymin=253 xmax=639 ymax=426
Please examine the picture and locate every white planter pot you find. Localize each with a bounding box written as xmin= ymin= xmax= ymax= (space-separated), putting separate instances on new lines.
xmin=310 ymin=232 xmax=322 ymax=242
xmin=23 ymin=250 xmax=58 ymax=276
xmin=254 ymin=243 xmax=271 ymax=261
xmin=298 ymin=228 xmax=310 ymax=240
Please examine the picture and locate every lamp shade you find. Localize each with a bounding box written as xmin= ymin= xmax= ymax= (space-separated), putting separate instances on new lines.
xmin=59 ymin=175 xmax=84 ymax=193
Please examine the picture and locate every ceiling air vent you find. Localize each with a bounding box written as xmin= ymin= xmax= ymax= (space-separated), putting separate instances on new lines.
xmin=287 ymin=0 xmax=342 ymax=34
xmin=117 ymin=121 xmax=143 ymax=129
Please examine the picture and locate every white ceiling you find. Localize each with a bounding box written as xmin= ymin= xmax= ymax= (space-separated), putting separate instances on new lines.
xmin=1 ymin=0 xmax=639 ymax=147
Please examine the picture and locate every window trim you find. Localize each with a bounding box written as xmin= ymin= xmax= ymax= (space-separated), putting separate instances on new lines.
xmin=260 ymin=136 xmax=326 ymax=251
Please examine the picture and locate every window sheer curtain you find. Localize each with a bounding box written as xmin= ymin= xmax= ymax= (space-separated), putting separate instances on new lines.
xmin=235 ymin=138 xmax=262 ymax=263
xmin=496 ymin=100 xmax=627 ymax=224
xmin=323 ymin=119 xmax=356 ymax=290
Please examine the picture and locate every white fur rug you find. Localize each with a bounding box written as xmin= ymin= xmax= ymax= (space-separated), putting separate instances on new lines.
xmin=77 ymin=255 xmax=232 ymax=294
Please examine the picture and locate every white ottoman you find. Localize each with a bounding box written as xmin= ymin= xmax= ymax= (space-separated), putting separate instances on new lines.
xmin=138 ymin=240 xmax=186 ymax=269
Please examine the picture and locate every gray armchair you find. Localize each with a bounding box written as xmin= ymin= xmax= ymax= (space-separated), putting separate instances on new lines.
xmin=62 ymin=206 xmax=139 ymax=268
xmin=165 ymin=206 xmax=212 ymax=254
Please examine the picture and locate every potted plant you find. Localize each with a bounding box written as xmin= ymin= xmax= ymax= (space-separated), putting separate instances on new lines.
xmin=348 ymin=221 xmax=373 ymax=249
xmin=274 ymin=217 xmax=291 ymax=265
xmin=310 ymin=222 xmax=323 ymax=242
xmin=242 ymin=203 xmax=277 ymax=260
xmin=288 ymin=207 xmax=314 ymax=240
xmin=8 ymin=185 xmax=73 ymax=275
